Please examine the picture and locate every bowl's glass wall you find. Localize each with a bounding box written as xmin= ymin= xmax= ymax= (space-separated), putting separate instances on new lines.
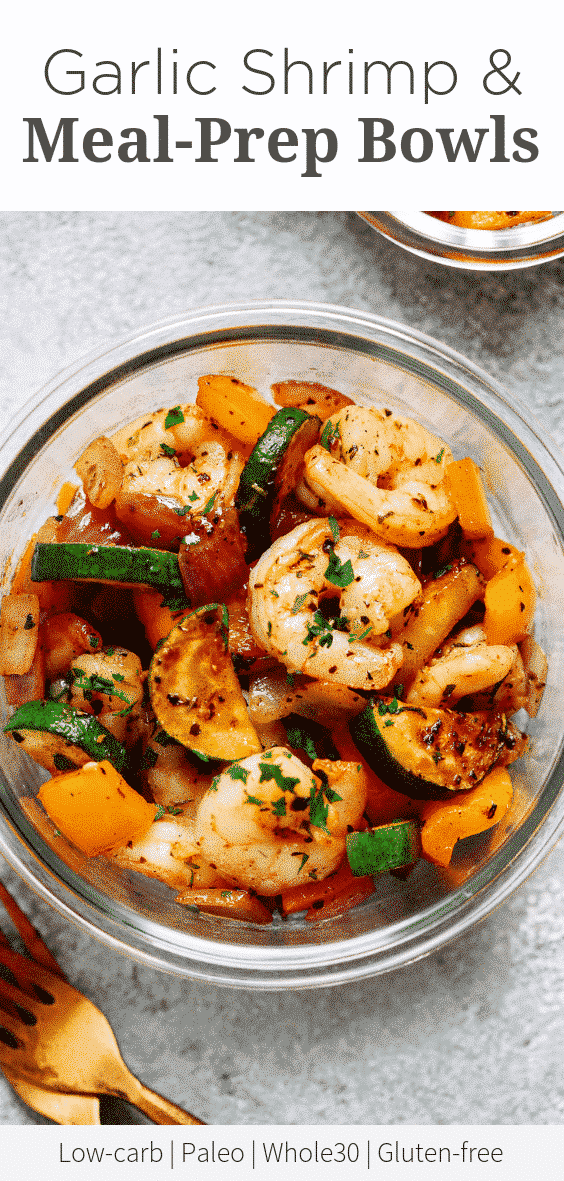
xmin=1 ymin=304 xmax=563 ymax=987
xmin=358 ymin=212 xmax=564 ymax=270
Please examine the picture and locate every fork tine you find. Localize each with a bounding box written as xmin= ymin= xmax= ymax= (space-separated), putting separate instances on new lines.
xmin=0 ymin=882 xmax=64 ymax=978
xmin=0 ymin=999 xmax=25 ymax=1041
xmin=0 ymin=943 xmax=58 ymax=999
xmin=0 ymin=974 xmax=39 ymax=1022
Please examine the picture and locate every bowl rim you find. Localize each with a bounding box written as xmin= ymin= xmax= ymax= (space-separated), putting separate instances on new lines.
xmin=1 ymin=298 xmax=564 ymax=989
xmin=358 ymin=212 xmax=564 ymax=270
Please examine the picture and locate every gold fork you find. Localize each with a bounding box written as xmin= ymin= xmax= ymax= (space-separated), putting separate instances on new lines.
xmin=0 ymin=885 xmax=203 ymax=1125
xmin=0 ymin=881 xmax=100 ymax=1124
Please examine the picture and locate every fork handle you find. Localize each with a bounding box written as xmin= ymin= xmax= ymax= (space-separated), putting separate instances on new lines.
xmin=123 ymin=1075 xmax=205 ymax=1125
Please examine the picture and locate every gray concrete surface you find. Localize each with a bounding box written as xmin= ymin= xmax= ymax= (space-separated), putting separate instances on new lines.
xmin=0 ymin=212 xmax=562 ymax=1125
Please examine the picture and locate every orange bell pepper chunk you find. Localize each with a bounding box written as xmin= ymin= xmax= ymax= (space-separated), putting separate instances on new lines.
xmin=461 ymin=535 xmax=523 ymax=581
xmin=445 ymin=458 xmax=494 ymax=540
xmin=419 ymin=767 xmax=513 ymax=868
xmin=483 ymin=559 xmax=536 ymax=645
xmin=38 ymin=761 xmax=155 ymax=857
xmin=281 ymin=859 xmax=373 ymax=917
xmin=133 ymin=588 xmax=188 ymax=649
xmin=196 ymin=375 xmax=274 ymax=447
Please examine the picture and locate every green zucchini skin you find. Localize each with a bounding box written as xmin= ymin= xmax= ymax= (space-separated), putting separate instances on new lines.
xmin=4 ymin=700 xmax=127 ymax=773
xmin=235 ymin=408 xmax=321 ymax=554
xmin=346 ymin=820 xmax=420 ymax=876
xmin=31 ymin=543 xmax=188 ymax=611
xmin=351 ymin=699 xmax=508 ymax=801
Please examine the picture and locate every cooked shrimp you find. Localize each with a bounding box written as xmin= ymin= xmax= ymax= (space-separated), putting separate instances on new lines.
xmin=112 ymin=404 xmax=245 ymax=521
xmin=248 ymin=667 xmax=365 ymax=727
xmin=194 ymin=747 xmax=367 ymax=894
xmin=112 ymin=808 xmax=226 ymax=890
xmin=299 ymin=405 xmax=457 ymax=546
xmin=143 ymin=731 xmax=216 ymax=808
xmin=248 ymin=518 xmax=420 ymax=690
xmin=42 ymin=613 xmax=102 ymax=682
xmin=405 ymin=624 xmax=516 ymax=708
xmin=68 ymin=647 xmax=145 ymax=745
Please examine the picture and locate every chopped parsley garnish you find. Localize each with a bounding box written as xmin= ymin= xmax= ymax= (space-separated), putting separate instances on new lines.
xmin=434 ymin=447 xmax=445 ymax=464
xmin=355 ymin=625 xmax=373 ymax=641
xmin=303 ymin=610 xmax=337 ymax=649
xmin=160 ymin=442 xmax=176 ymax=457
xmin=285 ymin=724 xmax=318 ymax=762
xmin=324 ymin=550 xmax=354 ymax=588
xmin=377 ymin=695 xmax=401 ymax=716
xmin=227 ymin=763 xmax=250 ymax=784
xmin=112 ymin=672 xmax=124 ymax=682
xmin=320 ymin=418 xmax=341 ymax=451
xmin=164 ymin=405 xmax=185 ymax=429
xmin=70 ymin=668 xmax=131 ymax=713
xmin=291 ymin=592 xmax=308 ymax=615
xmin=328 ymin=516 xmax=340 ymax=543
xmin=154 ymin=804 xmax=166 ymax=820
xmin=286 ymin=673 xmax=295 ymax=687
xmin=151 ymin=529 xmax=161 ymax=540
xmin=202 ymin=492 xmax=216 ymax=515
xmin=433 ymin=563 xmax=453 ymax=580
xmin=258 ymin=762 xmax=300 ymax=793
xmin=309 ymin=781 xmax=330 ymax=835
xmin=245 ymin=792 xmax=264 ymax=806
xmin=174 ymin=504 xmax=193 ymax=516
xmin=221 ymin=890 xmax=233 ymax=900
xmin=188 ymin=491 xmax=199 ymax=503
xmin=358 ymin=549 xmax=369 ymax=560
xmin=271 ymin=797 xmax=287 ymax=817
xmin=297 ymin=853 xmax=309 ymax=874
xmin=384 ymin=719 xmax=394 ymax=727
xmin=140 ymin=746 xmax=159 ymax=770
xmin=209 ymin=775 xmax=220 ymax=792
xmin=88 ymin=634 xmax=100 ymax=649
xmin=218 ymin=603 xmax=229 ymax=650
xmin=324 ymin=786 xmax=343 ymax=803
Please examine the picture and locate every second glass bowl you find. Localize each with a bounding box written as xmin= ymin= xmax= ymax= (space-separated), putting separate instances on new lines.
xmin=358 ymin=211 xmax=564 ymax=270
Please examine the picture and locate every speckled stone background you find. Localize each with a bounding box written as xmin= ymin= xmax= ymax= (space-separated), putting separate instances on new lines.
xmin=0 ymin=212 xmax=562 ymax=1125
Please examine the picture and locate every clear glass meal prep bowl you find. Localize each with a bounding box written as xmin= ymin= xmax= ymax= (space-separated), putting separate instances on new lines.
xmin=1 ymin=300 xmax=564 ymax=990
xmin=358 ymin=212 xmax=564 ymax=270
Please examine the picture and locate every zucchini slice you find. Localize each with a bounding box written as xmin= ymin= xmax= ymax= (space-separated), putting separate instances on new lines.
xmin=350 ymin=698 xmax=508 ymax=800
xmin=148 ymin=604 xmax=262 ymax=761
xmin=4 ymin=700 xmax=127 ymax=775
xmin=31 ymin=543 xmax=189 ymax=611
xmin=346 ymin=820 xmax=420 ymax=876
xmin=235 ymin=407 xmax=321 ymax=553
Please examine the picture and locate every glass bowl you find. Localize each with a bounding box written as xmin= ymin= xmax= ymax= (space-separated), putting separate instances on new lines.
xmin=358 ymin=211 xmax=564 ymax=270
xmin=1 ymin=300 xmax=564 ymax=990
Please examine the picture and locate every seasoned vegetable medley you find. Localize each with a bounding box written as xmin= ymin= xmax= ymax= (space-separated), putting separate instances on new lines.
xmin=0 ymin=375 xmax=547 ymax=924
